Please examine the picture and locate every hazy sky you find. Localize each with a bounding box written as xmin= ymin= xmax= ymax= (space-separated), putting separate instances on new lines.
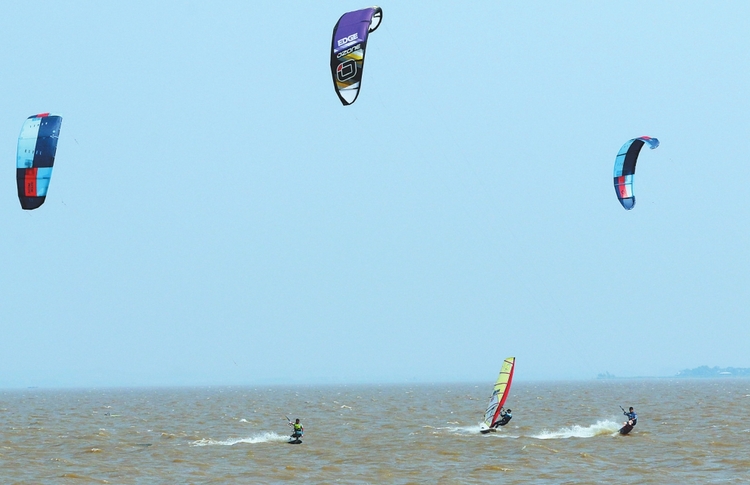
xmin=2 ymin=1 xmax=749 ymax=388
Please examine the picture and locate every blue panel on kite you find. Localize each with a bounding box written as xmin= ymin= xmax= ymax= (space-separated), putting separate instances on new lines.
xmin=613 ymin=136 xmax=659 ymax=210
xmin=16 ymin=113 xmax=63 ymax=210
xmin=330 ymin=6 xmax=382 ymax=105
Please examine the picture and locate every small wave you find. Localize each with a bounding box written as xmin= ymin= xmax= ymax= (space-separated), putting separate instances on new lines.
xmin=192 ymin=432 xmax=288 ymax=446
xmin=61 ymin=473 xmax=108 ymax=483
xmin=532 ymin=420 xmax=621 ymax=439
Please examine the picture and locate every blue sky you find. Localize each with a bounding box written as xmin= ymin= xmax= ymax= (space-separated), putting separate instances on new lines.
xmin=1 ymin=1 xmax=749 ymax=387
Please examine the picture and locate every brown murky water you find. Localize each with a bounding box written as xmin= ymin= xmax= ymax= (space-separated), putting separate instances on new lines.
xmin=1 ymin=379 xmax=749 ymax=483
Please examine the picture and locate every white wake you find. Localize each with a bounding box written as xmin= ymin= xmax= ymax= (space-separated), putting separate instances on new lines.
xmin=192 ymin=431 xmax=289 ymax=446
xmin=532 ymin=419 xmax=621 ymax=439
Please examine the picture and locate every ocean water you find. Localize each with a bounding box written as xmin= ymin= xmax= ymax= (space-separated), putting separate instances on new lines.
xmin=1 ymin=379 xmax=749 ymax=484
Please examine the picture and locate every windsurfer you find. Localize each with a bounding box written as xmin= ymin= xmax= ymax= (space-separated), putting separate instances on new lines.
xmin=480 ymin=357 xmax=516 ymax=434
xmin=494 ymin=407 xmax=512 ymax=427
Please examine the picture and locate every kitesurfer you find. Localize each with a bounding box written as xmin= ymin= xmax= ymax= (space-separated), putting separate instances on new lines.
xmin=289 ymin=418 xmax=304 ymax=440
xmin=493 ymin=407 xmax=512 ymax=427
xmin=623 ymin=407 xmax=637 ymax=426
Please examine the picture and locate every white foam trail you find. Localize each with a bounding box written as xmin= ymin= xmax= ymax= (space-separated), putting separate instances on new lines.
xmin=192 ymin=431 xmax=288 ymax=446
xmin=433 ymin=423 xmax=518 ymax=438
xmin=532 ymin=420 xmax=621 ymax=440
xmin=447 ymin=424 xmax=484 ymax=434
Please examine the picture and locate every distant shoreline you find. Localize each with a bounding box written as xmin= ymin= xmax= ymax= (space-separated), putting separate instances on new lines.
xmin=597 ymin=366 xmax=750 ymax=380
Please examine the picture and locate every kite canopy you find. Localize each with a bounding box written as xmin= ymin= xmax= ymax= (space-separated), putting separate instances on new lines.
xmin=17 ymin=113 xmax=63 ymax=210
xmin=330 ymin=6 xmax=382 ymax=105
xmin=613 ymin=136 xmax=659 ymax=210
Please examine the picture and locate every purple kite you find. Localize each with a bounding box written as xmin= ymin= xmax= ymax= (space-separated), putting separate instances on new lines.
xmin=330 ymin=7 xmax=383 ymax=105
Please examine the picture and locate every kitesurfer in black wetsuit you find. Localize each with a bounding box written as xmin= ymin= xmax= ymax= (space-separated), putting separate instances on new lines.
xmin=493 ymin=408 xmax=512 ymax=427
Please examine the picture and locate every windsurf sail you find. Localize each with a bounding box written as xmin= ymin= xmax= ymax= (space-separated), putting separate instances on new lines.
xmin=483 ymin=357 xmax=515 ymax=428
xmin=17 ymin=113 xmax=63 ymax=210
xmin=613 ymin=136 xmax=659 ymax=210
xmin=330 ymin=6 xmax=383 ymax=105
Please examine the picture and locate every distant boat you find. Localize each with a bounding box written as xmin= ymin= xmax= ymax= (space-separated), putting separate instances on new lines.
xmin=480 ymin=357 xmax=515 ymax=434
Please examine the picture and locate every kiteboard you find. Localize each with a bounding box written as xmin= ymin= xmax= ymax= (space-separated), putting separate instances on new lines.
xmin=288 ymin=438 xmax=302 ymax=445
xmin=619 ymin=421 xmax=634 ymax=435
